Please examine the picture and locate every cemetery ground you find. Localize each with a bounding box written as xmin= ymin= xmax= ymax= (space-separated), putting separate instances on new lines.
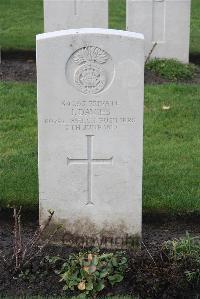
xmin=0 ymin=1 xmax=200 ymax=299
xmin=0 ymin=80 xmax=200 ymax=298
xmin=0 ymin=0 xmax=200 ymax=57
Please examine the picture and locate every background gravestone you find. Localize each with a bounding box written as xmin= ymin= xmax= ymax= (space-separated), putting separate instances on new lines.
xmin=37 ymin=28 xmax=144 ymax=247
xmin=127 ymin=0 xmax=191 ymax=63
xmin=44 ymin=0 xmax=108 ymax=32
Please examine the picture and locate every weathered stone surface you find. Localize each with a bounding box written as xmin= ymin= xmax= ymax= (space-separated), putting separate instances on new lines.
xmin=127 ymin=0 xmax=191 ymax=63
xmin=37 ymin=28 xmax=144 ymax=247
xmin=44 ymin=0 xmax=108 ymax=32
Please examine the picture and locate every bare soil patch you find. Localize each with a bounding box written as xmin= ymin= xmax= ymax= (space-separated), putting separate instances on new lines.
xmin=0 ymin=59 xmax=36 ymax=82
xmin=1 ymin=58 xmax=200 ymax=84
xmin=0 ymin=211 xmax=199 ymax=298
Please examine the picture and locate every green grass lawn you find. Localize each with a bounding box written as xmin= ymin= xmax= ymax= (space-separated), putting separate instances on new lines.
xmin=190 ymin=0 xmax=200 ymax=54
xmin=0 ymin=0 xmax=199 ymax=55
xmin=0 ymin=0 xmax=43 ymax=51
xmin=0 ymin=82 xmax=199 ymax=213
xmin=0 ymin=82 xmax=38 ymax=208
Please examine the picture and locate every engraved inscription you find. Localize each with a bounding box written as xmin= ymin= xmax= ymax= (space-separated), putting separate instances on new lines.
xmin=67 ymin=46 xmax=114 ymax=94
xmin=44 ymin=98 xmax=136 ymax=132
xmin=67 ymin=135 xmax=113 ymax=205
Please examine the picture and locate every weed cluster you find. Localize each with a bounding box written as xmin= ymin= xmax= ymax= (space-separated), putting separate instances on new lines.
xmin=145 ymin=59 xmax=196 ymax=81
xmin=162 ymin=232 xmax=200 ymax=286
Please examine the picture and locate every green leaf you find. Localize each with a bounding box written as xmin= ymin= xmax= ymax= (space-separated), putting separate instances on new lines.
xmin=99 ymin=270 xmax=108 ymax=278
xmin=71 ymin=271 xmax=79 ymax=280
xmin=68 ymin=280 xmax=77 ymax=289
xmin=108 ymin=274 xmax=124 ymax=285
xmin=95 ymin=271 xmax=100 ymax=277
xmin=92 ymin=255 xmax=98 ymax=266
xmin=63 ymin=285 xmax=69 ymax=291
xmin=77 ymin=294 xmax=87 ymax=299
xmin=111 ymin=257 xmax=118 ymax=267
xmin=120 ymin=257 xmax=128 ymax=265
xmin=86 ymin=281 xmax=93 ymax=291
xmin=83 ymin=261 xmax=90 ymax=267
xmin=46 ymin=256 xmax=62 ymax=264
xmin=99 ymin=253 xmax=113 ymax=260
xmin=80 ymin=269 xmax=85 ymax=276
xmin=96 ymin=281 xmax=105 ymax=292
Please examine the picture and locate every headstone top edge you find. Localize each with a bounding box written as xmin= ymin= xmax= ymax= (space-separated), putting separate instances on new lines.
xmin=36 ymin=28 xmax=144 ymax=41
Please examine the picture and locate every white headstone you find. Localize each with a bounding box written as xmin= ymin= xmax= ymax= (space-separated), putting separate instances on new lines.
xmin=44 ymin=0 xmax=108 ymax=32
xmin=127 ymin=0 xmax=191 ymax=63
xmin=37 ymin=28 xmax=144 ymax=247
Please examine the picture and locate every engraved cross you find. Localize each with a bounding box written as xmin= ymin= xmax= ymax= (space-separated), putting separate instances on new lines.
xmin=67 ymin=135 xmax=113 ymax=205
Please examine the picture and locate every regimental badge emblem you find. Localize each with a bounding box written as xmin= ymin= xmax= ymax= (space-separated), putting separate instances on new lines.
xmin=67 ymin=46 xmax=113 ymax=95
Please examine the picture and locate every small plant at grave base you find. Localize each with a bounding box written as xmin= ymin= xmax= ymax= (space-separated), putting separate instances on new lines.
xmin=162 ymin=232 xmax=200 ymax=286
xmin=145 ymin=58 xmax=196 ymax=81
xmin=56 ymin=249 xmax=128 ymax=298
